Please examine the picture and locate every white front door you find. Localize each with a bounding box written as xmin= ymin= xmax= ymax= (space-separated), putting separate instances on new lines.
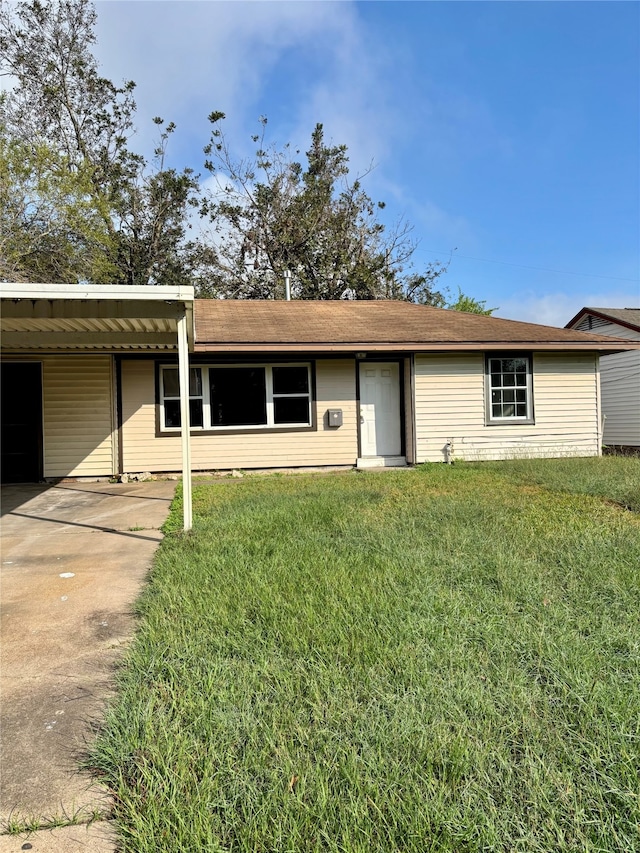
xmin=359 ymin=362 xmax=402 ymax=457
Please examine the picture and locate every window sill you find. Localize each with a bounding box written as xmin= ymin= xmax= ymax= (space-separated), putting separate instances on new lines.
xmin=157 ymin=424 xmax=317 ymax=438
xmin=485 ymin=418 xmax=535 ymax=427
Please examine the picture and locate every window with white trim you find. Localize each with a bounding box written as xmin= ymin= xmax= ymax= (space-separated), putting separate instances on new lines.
xmin=161 ymin=367 xmax=204 ymax=428
xmin=485 ymin=355 xmax=533 ymax=424
xmin=160 ymin=363 xmax=312 ymax=431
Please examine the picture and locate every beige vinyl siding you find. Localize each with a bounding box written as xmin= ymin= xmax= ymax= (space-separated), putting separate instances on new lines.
xmin=42 ymin=355 xmax=115 ymax=477
xmin=121 ymin=359 xmax=358 ymax=471
xmin=415 ymin=352 xmax=600 ymax=462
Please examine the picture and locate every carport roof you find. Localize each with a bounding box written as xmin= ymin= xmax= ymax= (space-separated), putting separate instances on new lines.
xmin=0 ymin=283 xmax=195 ymax=352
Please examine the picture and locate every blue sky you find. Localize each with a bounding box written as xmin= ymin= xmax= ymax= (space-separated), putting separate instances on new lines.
xmin=94 ymin=0 xmax=639 ymax=327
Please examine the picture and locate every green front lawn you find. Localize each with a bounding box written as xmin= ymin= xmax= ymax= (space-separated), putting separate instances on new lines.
xmin=92 ymin=458 xmax=640 ymax=852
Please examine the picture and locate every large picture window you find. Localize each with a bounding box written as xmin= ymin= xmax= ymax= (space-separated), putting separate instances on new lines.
xmin=210 ymin=367 xmax=267 ymax=426
xmin=160 ymin=363 xmax=312 ymax=431
xmin=485 ymin=355 xmax=534 ymax=424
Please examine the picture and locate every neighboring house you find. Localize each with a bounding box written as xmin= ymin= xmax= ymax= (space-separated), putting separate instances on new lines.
xmin=2 ymin=284 xmax=639 ymax=487
xmin=565 ymin=307 xmax=640 ymax=449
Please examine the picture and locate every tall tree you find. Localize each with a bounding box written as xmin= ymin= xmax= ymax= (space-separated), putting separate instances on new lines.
xmin=1 ymin=0 xmax=495 ymax=307
xmin=0 ymin=0 xmax=200 ymax=285
xmin=0 ymin=131 xmax=114 ymax=282
xmin=199 ymin=116 xmax=448 ymax=302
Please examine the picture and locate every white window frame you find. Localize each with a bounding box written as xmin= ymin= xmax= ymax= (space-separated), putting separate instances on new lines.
xmin=485 ymin=354 xmax=534 ymax=425
xmin=160 ymin=363 xmax=312 ymax=432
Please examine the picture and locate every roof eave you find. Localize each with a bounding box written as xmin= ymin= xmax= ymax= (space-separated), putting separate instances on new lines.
xmin=194 ymin=341 xmax=640 ymax=354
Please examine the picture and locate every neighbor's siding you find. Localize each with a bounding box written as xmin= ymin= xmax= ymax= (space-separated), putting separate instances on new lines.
xmin=120 ymin=359 xmax=358 ymax=472
xmin=599 ymin=350 xmax=640 ymax=446
xmin=414 ymin=352 xmax=601 ymax=462
xmin=573 ymin=316 xmax=640 ymax=447
xmin=42 ymin=355 xmax=115 ymax=477
xmin=573 ymin=317 xmax=639 ymax=340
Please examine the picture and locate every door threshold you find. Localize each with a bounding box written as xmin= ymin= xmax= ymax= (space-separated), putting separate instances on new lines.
xmin=356 ymin=456 xmax=407 ymax=469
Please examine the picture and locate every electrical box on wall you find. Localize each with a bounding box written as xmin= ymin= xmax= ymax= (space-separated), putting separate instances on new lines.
xmin=327 ymin=409 xmax=343 ymax=428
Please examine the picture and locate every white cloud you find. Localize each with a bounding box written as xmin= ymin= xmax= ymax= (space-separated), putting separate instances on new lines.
xmin=496 ymin=288 xmax=640 ymax=329
xmin=92 ymin=1 xmax=434 ymax=191
xmin=93 ymin=2 xmax=377 ymax=164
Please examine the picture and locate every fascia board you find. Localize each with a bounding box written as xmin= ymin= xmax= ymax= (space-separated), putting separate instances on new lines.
xmin=0 ymin=283 xmax=195 ymax=302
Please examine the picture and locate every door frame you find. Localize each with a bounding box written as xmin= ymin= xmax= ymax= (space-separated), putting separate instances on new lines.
xmin=0 ymin=360 xmax=44 ymax=483
xmin=356 ymin=357 xmax=406 ymax=460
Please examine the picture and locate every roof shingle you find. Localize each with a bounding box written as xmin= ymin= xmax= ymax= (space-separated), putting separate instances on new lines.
xmin=194 ymin=300 xmax=638 ymax=353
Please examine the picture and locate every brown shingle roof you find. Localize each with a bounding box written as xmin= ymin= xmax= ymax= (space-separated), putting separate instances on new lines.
xmin=194 ymin=300 xmax=639 ymax=353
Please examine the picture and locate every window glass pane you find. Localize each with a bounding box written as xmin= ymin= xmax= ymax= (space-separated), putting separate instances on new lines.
xmin=273 ymin=366 xmax=309 ymax=395
xmin=189 ymin=368 xmax=202 ymax=397
xmin=210 ymin=367 xmax=267 ymax=426
xmin=274 ymin=396 xmax=310 ymax=424
xmin=488 ymin=355 xmax=531 ymax=420
xmin=190 ymin=399 xmax=203 ymax=428
xmin=164 ymin=400 xmax=181 ymax=428
xmin=163 ymin=367 xmax=201 ymax=397
xmin=164 ymin=399 xmax=204 ymax=429
xmin=163 ymin=369 xmax=179 ymax=398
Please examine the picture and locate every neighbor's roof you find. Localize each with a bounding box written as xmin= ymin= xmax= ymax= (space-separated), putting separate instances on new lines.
xmin=194 ymin=300 xmax=637 ymax=353
xmin=565 ymin=306 xmax=640 ymax=334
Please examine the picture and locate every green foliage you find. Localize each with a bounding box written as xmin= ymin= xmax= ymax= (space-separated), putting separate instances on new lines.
xmin=446 ymin=286 xmax=496 ymax=314
xmin=91 ymin=461 xmax=640 ymax=852
xmin=0 ymin=0 xmax=200 ymax=285
xmin=0 ymin=133 xmax=116 ymax=282
xmin=200 ymin=116 xmax=449 ymax=302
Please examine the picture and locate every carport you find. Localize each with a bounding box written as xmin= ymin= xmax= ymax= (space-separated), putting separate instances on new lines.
xmin=0 ymin=283 xmax=196 ymax=530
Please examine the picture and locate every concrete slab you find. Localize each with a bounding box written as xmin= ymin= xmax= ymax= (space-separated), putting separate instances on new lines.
xmin=0 ymin=821 xmax=117 ymax=853
xmin=0 ymin=481 xmax=176 ymax=843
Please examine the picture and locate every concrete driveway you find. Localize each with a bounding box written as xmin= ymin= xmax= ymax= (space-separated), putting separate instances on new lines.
xmin=0 ymin=480 xmax=177 ymax=852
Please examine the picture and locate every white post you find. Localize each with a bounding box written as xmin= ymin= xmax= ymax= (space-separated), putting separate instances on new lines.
xmin=177 ymin=311 xmax=193 ymax=530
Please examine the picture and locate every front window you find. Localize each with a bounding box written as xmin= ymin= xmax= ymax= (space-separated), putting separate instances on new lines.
xmin=160 ymin=363 xmax=312 ymax=431
xmin=272 ymin=366 xmax=312 ymax=424
xmin=161 ymin=367 xmax=204 ymax=428
xmin=210 ymin=367 xmax=267 ymax=426
xmin=486 ymin=355 xmax=533 ymax=423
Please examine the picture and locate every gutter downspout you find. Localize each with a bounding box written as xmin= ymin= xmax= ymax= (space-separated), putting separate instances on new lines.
xmin=177 ymin=310 xmax=193 ymax=530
